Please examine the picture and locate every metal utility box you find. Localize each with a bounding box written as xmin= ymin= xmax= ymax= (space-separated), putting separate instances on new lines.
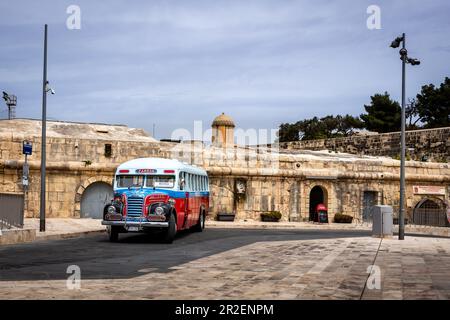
xmin=372 ymin=205 xmax=393 ymax=238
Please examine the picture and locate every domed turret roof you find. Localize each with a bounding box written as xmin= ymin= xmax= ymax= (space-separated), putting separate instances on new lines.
xmin=212 ymin=113 xmax=235 ymax=128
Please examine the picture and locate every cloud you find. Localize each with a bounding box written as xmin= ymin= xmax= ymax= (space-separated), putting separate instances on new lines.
xmin=1 ymin=0 xmax=449 ymax=141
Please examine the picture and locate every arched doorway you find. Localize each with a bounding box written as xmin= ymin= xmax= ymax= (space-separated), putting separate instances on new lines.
xmin=413 ymin=198 xmax=448 ymax=227
xmin=309 ymin=186 xmax=327 ymax=221
xmin=80 ymin=182 xmax=113 ymax=219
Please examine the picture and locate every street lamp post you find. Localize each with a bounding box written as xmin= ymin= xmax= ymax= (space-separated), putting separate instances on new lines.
xmin=40 ymin=24 xmax=48 ymax=232
xmin=390 ymin=33 xmax=420 ymax=240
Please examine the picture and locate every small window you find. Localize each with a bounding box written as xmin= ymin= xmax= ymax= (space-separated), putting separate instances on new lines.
xmin=116 ymin=175 xmax=144 ymax=188
xmin=105 ymin=144 xmax=112 ymax=158
xmin=187 ymin=173 xmax=191 ymax=191
xmin=179 ymin=172 xmax=185 ymax=190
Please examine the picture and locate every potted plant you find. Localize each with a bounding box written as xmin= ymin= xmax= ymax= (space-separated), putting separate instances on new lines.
xmin=260 ymin=211 xmax=282 ymax=222
xmin=333 ymin=213 xmax=354 ymax=224
xmin=217 ymin=212 xmax=236 ymax=221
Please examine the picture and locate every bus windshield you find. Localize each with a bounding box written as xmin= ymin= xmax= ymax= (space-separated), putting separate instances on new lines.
xmin=145 ymin=175 xmax=175 ymax=189
xmin=116 ymin=175 xmax=144 ymax=188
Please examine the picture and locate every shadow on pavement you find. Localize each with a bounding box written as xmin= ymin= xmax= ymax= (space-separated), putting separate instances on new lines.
xmin=0 ymin=228 xmax=371 ymax=281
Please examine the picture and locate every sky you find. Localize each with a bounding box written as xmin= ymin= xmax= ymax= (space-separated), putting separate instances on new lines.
xmin=0 ymin=0 xmax=449 ymax=141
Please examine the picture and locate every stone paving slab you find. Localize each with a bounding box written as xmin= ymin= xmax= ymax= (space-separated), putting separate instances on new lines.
xmin=1 ymin=233 xmax=449 ymax=300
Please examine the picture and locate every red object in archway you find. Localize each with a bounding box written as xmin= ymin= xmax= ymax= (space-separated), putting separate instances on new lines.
xmin=315 ymin=203 xmax=328 ymax=223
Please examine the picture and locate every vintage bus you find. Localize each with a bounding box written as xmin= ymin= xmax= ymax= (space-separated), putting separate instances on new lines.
xmin=102 ymin=158 xmax=209 ymax=243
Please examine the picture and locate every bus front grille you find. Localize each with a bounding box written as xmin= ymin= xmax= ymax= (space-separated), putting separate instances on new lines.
xmin=127 ymin=197 xmax=143 ymax=217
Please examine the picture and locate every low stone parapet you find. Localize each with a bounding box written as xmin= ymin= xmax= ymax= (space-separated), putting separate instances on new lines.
xmin=0 ymin=228 xmax=36 ymax=245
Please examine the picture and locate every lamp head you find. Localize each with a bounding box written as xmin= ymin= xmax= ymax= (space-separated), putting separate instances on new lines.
xmin=45 ymin=81 xmax=55 ymax=95
xmin=407 ymin=58 xmax=421 ymax=66
xmin=390 ymin=36 xmax=404 ymax=48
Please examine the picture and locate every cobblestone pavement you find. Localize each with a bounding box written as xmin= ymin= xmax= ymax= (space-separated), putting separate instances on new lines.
xmin=0 ymin=228 xmax=449 ymax=299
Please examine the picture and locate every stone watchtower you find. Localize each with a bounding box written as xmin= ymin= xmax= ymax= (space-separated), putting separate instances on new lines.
xmin=211 ymin=112 xmax=235 ymax=146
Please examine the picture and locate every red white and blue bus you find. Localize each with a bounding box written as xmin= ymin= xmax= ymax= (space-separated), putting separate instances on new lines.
xmin=102 ymin=158 xmax=209 ymax=243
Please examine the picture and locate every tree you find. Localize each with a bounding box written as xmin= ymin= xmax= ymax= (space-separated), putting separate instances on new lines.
xmin=335 ymin=114 xmax=365 ymax=136
xmin=360 ymin=92 xmax=401 ymax=133
xmin=278 ymin=115 xmax=364 ymax=142
xmin=297 ymin=117 xmax=328 ymax=140
xmin=416 ymin=77 xmax=450 ymax=128
xmin=405 ymin=98 xmax=422 ymax=130
xmin=278 ymin=122 xmax=300 ymax=142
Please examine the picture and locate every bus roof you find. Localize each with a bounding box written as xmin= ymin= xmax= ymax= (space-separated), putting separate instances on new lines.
xmin=116 ymin=158 xmax=207 ymax=176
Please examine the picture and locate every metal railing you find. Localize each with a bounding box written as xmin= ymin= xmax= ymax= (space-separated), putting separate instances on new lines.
xmin=0 ymin=193 xmax=24 ymax=230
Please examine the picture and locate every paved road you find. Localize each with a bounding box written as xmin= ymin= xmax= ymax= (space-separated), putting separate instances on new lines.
xmin=1 ymin=228 xmax=449 ymax=299
xmin=0 ymin=228 xmax=370 ymax=281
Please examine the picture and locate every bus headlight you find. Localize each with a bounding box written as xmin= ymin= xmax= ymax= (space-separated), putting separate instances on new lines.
xmin=154 ymin=206 xmax=165 ymax=215
xmin=107 ymin=205 xmax=116 ymax=214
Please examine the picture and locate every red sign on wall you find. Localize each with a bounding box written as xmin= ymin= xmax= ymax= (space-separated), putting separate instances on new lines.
xmin=413 ymin=185 xmax=446 ymax=195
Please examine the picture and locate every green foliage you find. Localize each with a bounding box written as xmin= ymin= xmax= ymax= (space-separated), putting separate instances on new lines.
xmin=260 ymin=211 xmax=282 ymax=220
xmin=333 ymin=214 xmax=354 ymax=223
xmin=405 ymin=98 xmax=422 ymax=130
xmin=278 ymin=115 xmax=364 ymax=142
xmin=360 ymin=92 xmax=401 ymax=133
xmin=416 ymin=77 xmax=450 ymax=128
xmin=278 ymin=122 xmax=300 ymax=142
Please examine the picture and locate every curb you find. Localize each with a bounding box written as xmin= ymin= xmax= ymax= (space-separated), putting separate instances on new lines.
xmin=35 ymin=229 xmax=106 ymax=242
xmin=205 ymin=221 xmax=450 ymax=238
xmin=205 ymin=221 xmax=372 ymax=231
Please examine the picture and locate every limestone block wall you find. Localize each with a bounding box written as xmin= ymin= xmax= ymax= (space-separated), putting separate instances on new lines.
xmin=1 ymin=131 xmax=449 ymax=222
xmin=278 ymin=127 xmax=450 ymax=163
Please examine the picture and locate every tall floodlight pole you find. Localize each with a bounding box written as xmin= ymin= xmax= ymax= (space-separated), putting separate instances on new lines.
xmin=399 ymin=34 xmax=407 ymax=241
xmin=40 ymin=24 xmax=48 ymax=232
xmin=390 ymin=33 xmax=420 ymax=240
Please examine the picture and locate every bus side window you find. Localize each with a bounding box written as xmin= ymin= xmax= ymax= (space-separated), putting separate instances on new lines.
xmin=179 ymin=172 xmax=185 ymax=190
xmin=202 ymin=176 xmax=205 ymax=191
xmin=187 ymin=173 xmax=191 ymax=191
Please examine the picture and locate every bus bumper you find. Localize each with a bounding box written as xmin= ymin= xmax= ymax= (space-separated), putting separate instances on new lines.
xmin=101 ymin=220 xmax=169 ymax=229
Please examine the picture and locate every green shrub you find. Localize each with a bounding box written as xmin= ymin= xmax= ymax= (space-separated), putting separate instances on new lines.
xmin=333 ymin=213 xmax=354 ymax=223
xmin=260 ymin=211 xmax=282 ymax=220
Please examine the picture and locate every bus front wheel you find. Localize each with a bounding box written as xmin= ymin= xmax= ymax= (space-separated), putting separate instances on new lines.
xmin=108 ymin=226 xmax=119 ymax=242
xmin=162 ymin=214 xmax=177 ymax=243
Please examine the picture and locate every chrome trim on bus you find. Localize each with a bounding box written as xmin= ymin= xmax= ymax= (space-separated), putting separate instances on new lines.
xmin=102 ymin=220 xmax=169 ymax=228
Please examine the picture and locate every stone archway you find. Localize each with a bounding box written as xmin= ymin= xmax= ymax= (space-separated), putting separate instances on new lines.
xmin=412 ymin=198 xmax=448 ymax=227
xmin=74 ymin=176 xmax=113 ymax=218
xmin=309 ymin=185 xmax=328 ymax=221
